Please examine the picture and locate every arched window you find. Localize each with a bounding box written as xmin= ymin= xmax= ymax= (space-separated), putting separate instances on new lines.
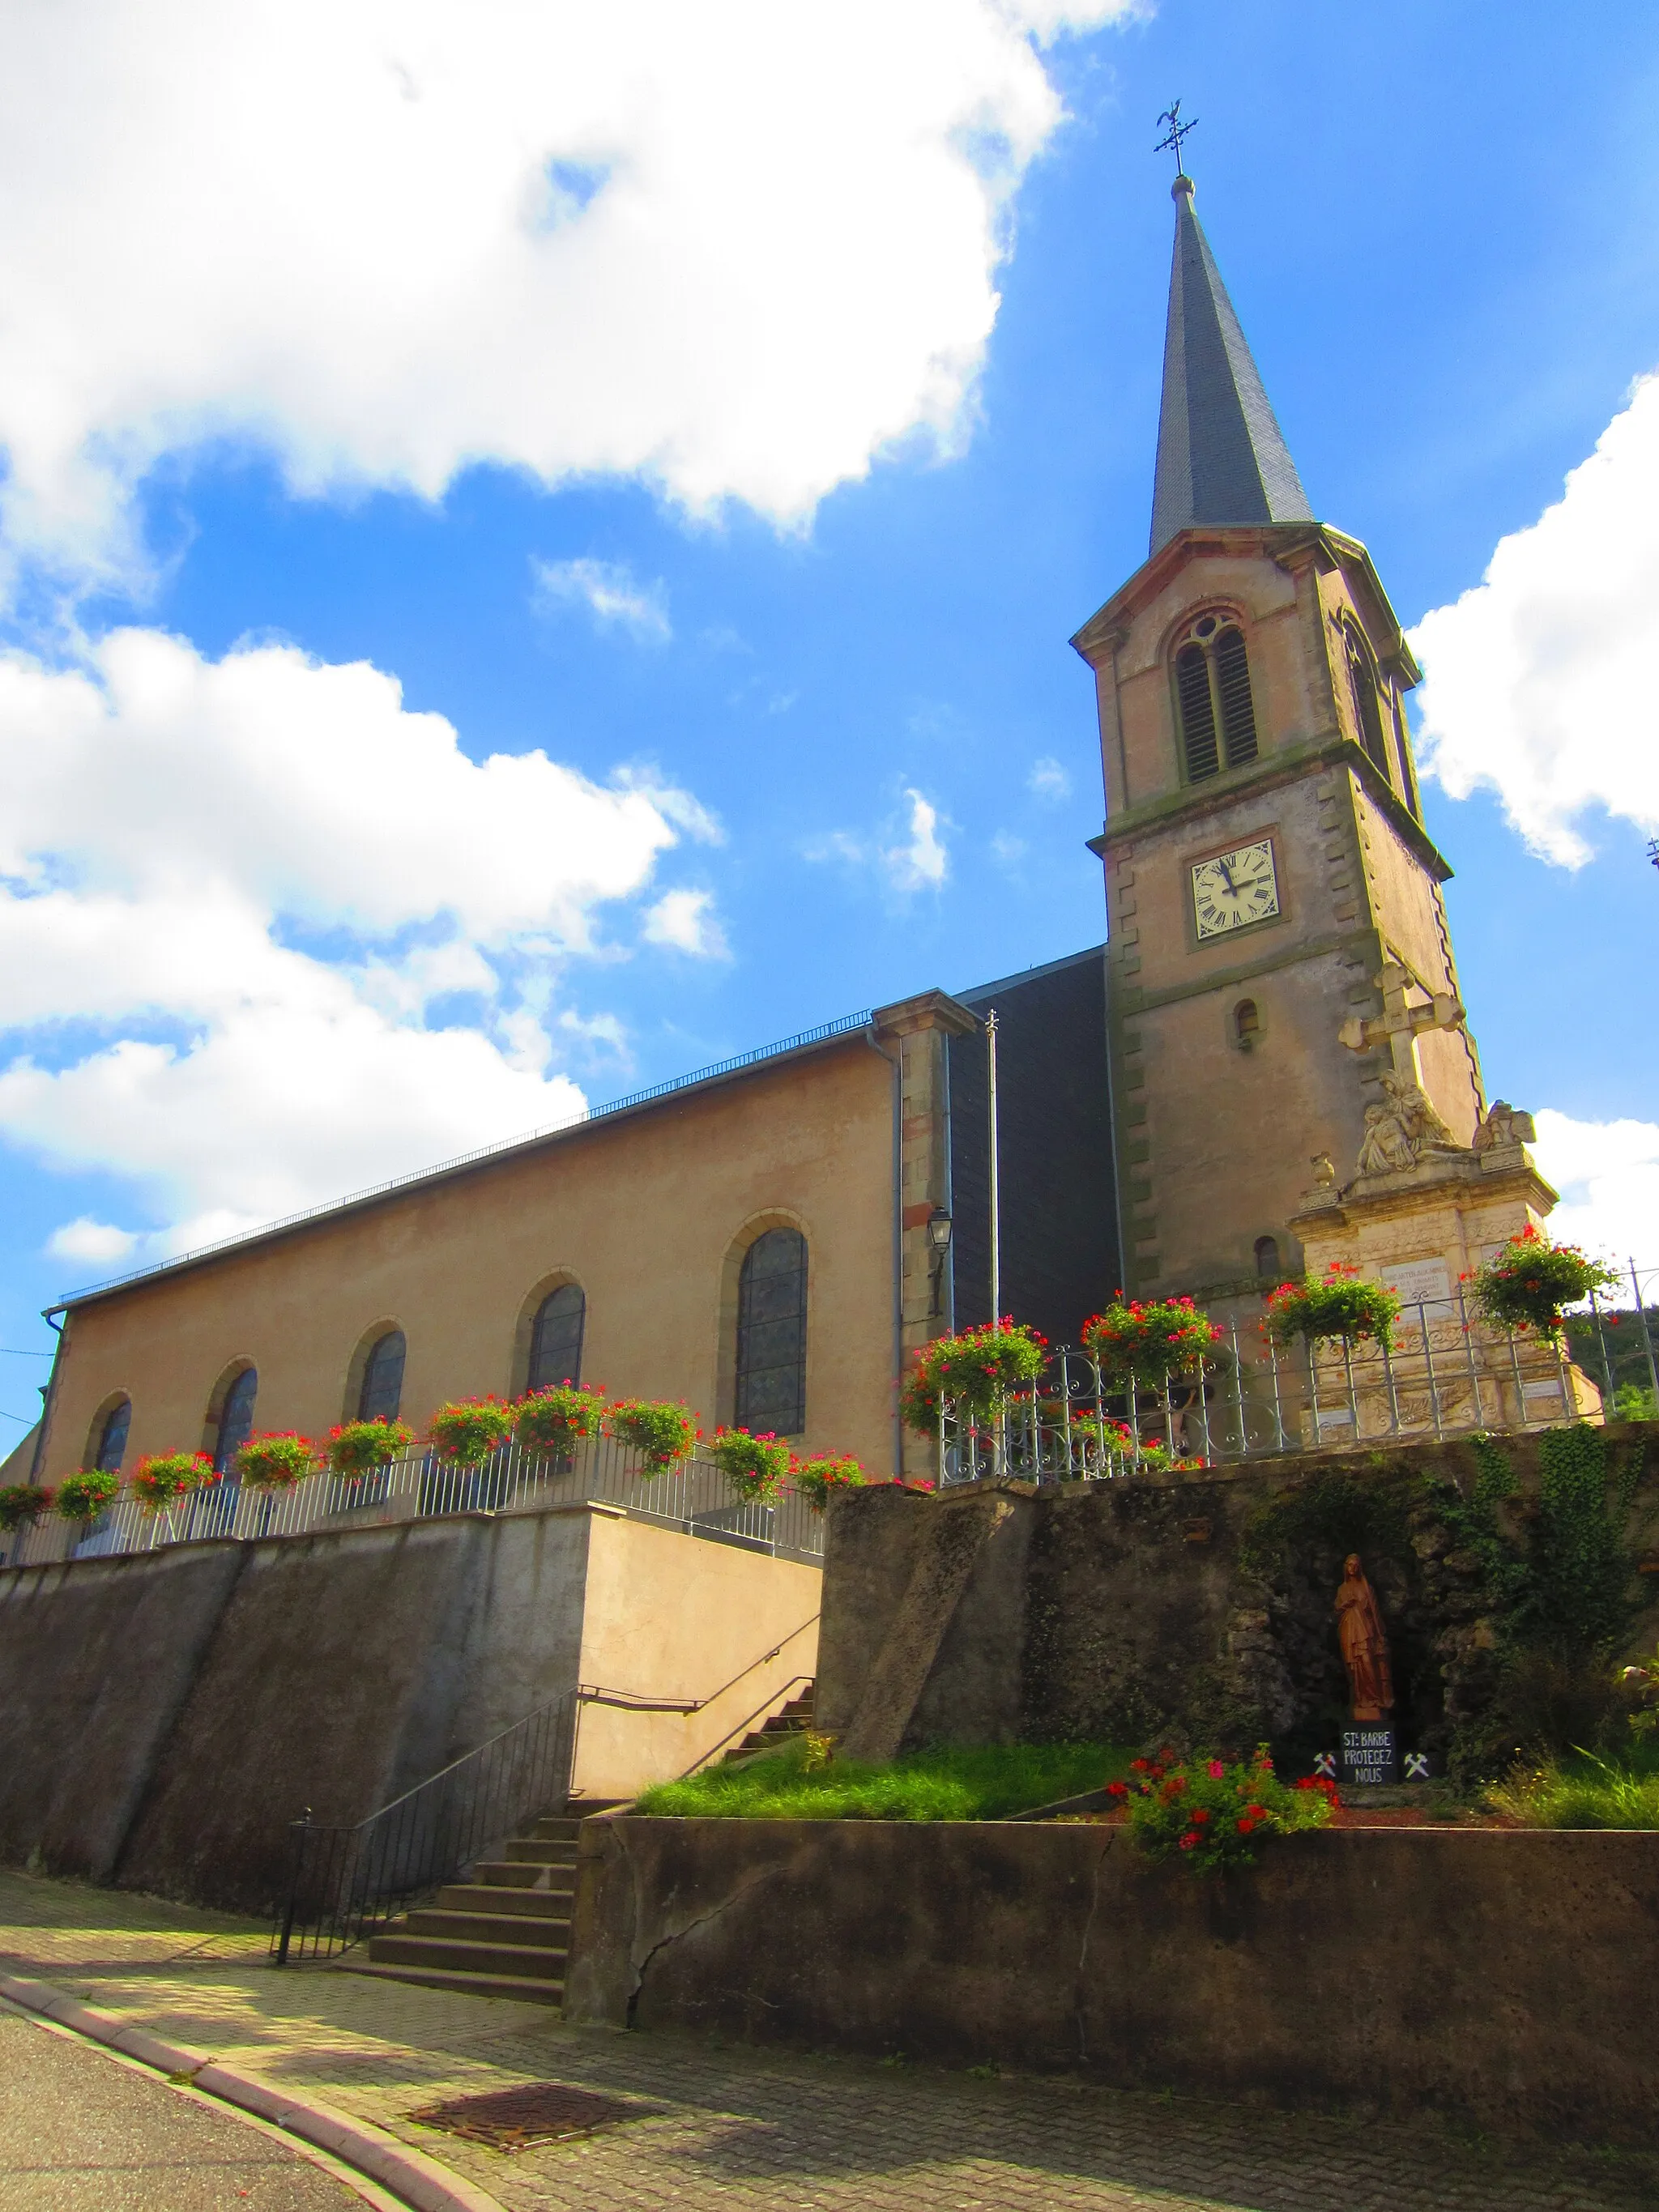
xmin=213 ymin=1368 xmax=258 ymax=1476
xmin=93 ymin=1400 xmax=130 ymax=1473
xmin=1254 ymin=1235 xmax=1282 ymax=1281
xmin=1175 ymin=614 xmax=1258 ymax=782
xmin=736 ymin=1227 xmax=808 ymax=1436
xmin=528 ymin=1285 xmax=585 ymax=1392
xmin=357 ymin=1332 xmax=406 ymax=1423
xmin=1344 ymin=627 xmax=1389 ymax=776
xmin=1233 ymin=999 xmax=1260 ymax=1048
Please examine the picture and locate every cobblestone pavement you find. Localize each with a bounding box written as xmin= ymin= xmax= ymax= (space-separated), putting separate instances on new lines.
xmin=2 ymin=1869 xmax=1655 ymax=2212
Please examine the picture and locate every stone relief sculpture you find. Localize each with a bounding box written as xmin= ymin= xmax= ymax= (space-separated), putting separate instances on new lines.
xmin=1334 ymin=1554 xmax=1395 ymax=1723
xmin=1354 ymin=1070 xmax=1458 ymax=1178
xmin=1471 ymin=1099 xmax=1537 ymax=1154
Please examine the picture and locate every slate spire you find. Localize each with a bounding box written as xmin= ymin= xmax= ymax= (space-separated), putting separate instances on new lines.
xmin=1149 ymin=174 xmax=1311 ymax=556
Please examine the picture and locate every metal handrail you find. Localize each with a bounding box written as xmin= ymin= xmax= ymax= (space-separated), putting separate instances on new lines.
xmin=272 ymin=1686 xmax=578 ymax=1963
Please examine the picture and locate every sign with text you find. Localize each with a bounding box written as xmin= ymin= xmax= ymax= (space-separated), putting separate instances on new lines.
xmin=1340 ymin=1725 xmax=1398 ymax=1786
xmin=1380 ymin=1259 xmax=1452 ymax=1307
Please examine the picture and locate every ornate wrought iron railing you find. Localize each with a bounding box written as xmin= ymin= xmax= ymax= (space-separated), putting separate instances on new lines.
xmin=2 ymin=1429 xmax=827 ymax=1572
xmin=937 ymin=1262 xmax=1659 ymax=1485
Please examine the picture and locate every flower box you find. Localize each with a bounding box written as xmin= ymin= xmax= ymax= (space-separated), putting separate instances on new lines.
xmin=514 ymin=1383 xmax=605 ymax=1458
xmin=607 ymin=1398 xmax=697 ymax=1475
xmin=425 ymin=1397 xmax=514 ymax=1467
xmin=792 ymin=1455 xmax=868 ymax=1512
xmin=1468 ymin=1225 xmax=1618 ymax=1342
xmin=55 ymin=1468 xmax=121 ymax=1524
xmin=233 ymin=1433 xmax=317 ymax=1489
xmin=130 ymin=1451 xmax=214 ymax=1513
xmin=326 ymin=1418 xmax=415 ymax=1480
xmin=899 ymin=1320 xmax=1047 ymax=1431
xmin=1081 ymin=1297 xmax=1221 ymax=1383
xmin=1265 ymin=1264 xmax=1401 ymax=1351
xmin=709 ymin=1429 xmax=791 ymax=1503
xmin=0 ymin=1483 xmax=53 ymax=1533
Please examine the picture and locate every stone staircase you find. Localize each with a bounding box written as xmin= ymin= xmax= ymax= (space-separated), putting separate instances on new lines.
xmin=349 ymin=1681 xmax=816 ymax=2002
xmin=719 ymin=1682 xmax=816 ymax=1762
xmin=351 ymin=1806 xmax=603 ymax=2004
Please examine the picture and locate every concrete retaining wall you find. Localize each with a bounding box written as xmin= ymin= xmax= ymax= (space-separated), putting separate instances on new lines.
xmin=0 ymin=1503 xmax=819 ymax=1916
xmin=565 ymin=1814 xmax=1659 ymax=2143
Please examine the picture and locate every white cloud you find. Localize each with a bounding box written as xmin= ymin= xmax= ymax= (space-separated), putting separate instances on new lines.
xmin=0 ymin=0 xmax=1138 ymax=592
xmin=641 ymin=888 xmax=729 ymax=958
xmin=0 ymin=628 xmax=711 ymax=1264
xmin=532 ymin=557 xmax=671 ymax=642
xmin=1410 ymin=373 xmax=1659 ymax=867
xmin=1529 ymin=1109 xmax=1659 ymax=1272
xmin=885 ymin=790 xmax=950 ymax=893
xmin=45 ymin=1218 xmax=139 ymax=1265
xmin=1027 ymin=756 xmax=1070 ymax=803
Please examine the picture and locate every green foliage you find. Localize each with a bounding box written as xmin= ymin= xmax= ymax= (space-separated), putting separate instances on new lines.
xmin=1469 ymin=1226 xmax=1617 ymax=1343
xmin=1611 ymin=1383 xmax=1659 ymax=1422
xmin=234 ymin=1433 xmax=317 ymax=1489
xmin=709 ymin=1427 xmax=791 ymax=1502
xmin=326 ymin=1418 xmax=415 ymax=1478
xmin=1081 ymin=1297 xmax=1220 ymax=1384
xmin=1239 ymin=1471 xmax=1413 ymax=1583
xmin=513 ymin=1383 xmax=605 ymax=1456
xmin=56 ymin=1468 xmax=119 ymax=1523
xmin=1516 ymin=1425 xmax=1633 ymax=1656
xmin=791 ymin=1454 xmax=868 ymax=1512
xmin=0 ymin=1483 xmax=52 ymax=1532
xmin=1486 ymin=1751 xmax=1659 ymax=1830
xmin=606 ymin=1397 xmax=697 ymax=1473
xmin=1115 ymin=1745 xmax=1335 ymax=1873
xmin=898 ymin=1321 xmax=1047 ymax=1430
xmin=636 ymin=1737 xmax=1125 ymax=1822
xmin=130 ymin=1451 xmax=213 ymax=1511
xmin=1263 ymin=1264 xmax=1400 ymax=1351
xmin=424 ymin=1396 xmax=514 ymax=1467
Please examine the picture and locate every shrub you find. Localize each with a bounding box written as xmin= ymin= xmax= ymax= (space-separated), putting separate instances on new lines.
xmin=0 ymin=1483 xmax=53 ymax=1532
xmin=425 ymin=1396 xmax=514 ymax=1467
xmin=1468 ymin=1225 xmax=1618 ymax=1342
xmin=898 ymin=1320 xmax=1047 ymax=1430
xmin=1486 ymin=1753 xmax=1659 ymax=1831
xmin=1265 ymin=1262 xmax=1400 ymax=1351
xmin=56 ymin=1468 xmax=121 ymax=1524
xmin=792 ymin=1454 xmax=868 ymax=1512
xmin=709 ymin=1428 xmax=791 ymax=1503
xmin=638 ymin=1738 xmax=1127 ymax=1822
xmin=130 ymin=1452 xmax=214 ymax=1513
xmin=1112 ymin=1745 xmax=1336 ymax=1873
xmin=234 ymin=1432 xmax=317 ymax=1489
xmin=1081 ymin=1296 xmax=1221 ymax=1383
xmin=607 ymin=1398 xmax=697 ymax=1474
xmin=514 ymin=1383 xmax=605 ymax=1457
xmin=326 ymin=1418 xmax=415 ymax=1479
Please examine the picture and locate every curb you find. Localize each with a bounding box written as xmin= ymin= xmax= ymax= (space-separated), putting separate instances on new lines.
xmin=0 ymin=1971 xmax=508 ymax=2212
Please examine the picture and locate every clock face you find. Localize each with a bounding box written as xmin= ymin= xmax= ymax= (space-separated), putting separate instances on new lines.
xmin=1191 ymin=837 xmax=1280 ymax=941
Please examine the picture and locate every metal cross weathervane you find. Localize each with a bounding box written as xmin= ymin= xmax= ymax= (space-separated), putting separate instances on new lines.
xmin=1154 ymin=101 xmax=1198 ymax=175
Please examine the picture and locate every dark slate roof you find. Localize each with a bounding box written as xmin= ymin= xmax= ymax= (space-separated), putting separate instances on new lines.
xmin=1149 ymin=176 xmax=1311 ymax=556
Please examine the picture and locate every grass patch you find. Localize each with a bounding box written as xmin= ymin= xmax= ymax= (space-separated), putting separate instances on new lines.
xmin=1486 ymin=1750 xmax=1659 ymax=1829
xmin=634 ymin=1738 xmax=1128 ymax=1822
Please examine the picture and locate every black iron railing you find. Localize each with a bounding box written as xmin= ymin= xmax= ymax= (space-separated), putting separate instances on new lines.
xmin=272 ymin=1687 xmax=578 ymax=1963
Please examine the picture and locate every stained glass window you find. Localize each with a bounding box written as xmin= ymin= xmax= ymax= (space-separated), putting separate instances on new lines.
xmin=736 ymin=1228 xmax=807 ymax=1436
xmin=358 ymin=1332 xmax=406 ymax=1423
xmin=528 ymin=1285 xmax=585 ymax=1392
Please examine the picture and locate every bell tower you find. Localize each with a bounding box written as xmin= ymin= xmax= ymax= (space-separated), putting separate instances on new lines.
xmin=1072 ymin=166 xmax=1486 ymax=1314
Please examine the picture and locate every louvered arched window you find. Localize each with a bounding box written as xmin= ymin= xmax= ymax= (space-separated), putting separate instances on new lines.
xmin=528 ymin=1284 xmax=586 ymax=1392
xmin=735 ymin=1227 xmax=808 ymax=1436
xmin=1174 ymin=614 xmax=1258 ymax=782
xmin=1254 ymin=1235 xmax=1282 ymax=1281
xmin=1344 ymin=627 xmax=1390 ymax=777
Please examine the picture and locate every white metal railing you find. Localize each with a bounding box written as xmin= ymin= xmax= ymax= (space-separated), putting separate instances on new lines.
xmin=938 ymin=1265 xmax=1659 ymax=1486
xmin=1 ymin=1430 xmax=826 ymax=1572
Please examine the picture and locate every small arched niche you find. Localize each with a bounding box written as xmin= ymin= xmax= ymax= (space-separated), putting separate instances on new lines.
xmin=1231 ymin=997 xmax=1263 ymax=1051
xmin=1254 ymin=1234 xmax=1283 ymax=1284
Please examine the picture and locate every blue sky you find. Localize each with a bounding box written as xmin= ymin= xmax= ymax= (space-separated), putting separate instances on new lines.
xmin=2 ymin=0 xmax=1659 ymax=1434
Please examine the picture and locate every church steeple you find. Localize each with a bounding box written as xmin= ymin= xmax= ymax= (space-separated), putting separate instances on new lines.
xmin=1149 ymin=174 xmax=1312 ymax=556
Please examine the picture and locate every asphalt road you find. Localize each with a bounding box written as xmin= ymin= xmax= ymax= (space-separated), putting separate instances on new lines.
xmin=0 ymin=2008 xmax=370 ymax=2210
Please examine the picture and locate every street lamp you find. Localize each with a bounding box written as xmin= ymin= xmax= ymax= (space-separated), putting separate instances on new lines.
xmin=927 ymin=1207 xmax=953 ymax=1321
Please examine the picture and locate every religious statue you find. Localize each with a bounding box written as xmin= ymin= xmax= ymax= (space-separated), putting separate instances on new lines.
xmin=1334 ymin=1554 xmax=1394 ymax=1722
xmin=1354 ymin=1070 xmax=1457 ymax=1177
xmin=1471 ymin=1099 xmax=1537 ymax=1154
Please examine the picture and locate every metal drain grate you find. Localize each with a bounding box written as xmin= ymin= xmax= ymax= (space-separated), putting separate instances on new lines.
xmin=409 ymin=2081 xmax=663 ymax=2153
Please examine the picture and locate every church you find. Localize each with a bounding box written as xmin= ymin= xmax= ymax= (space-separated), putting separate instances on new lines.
xmin=23 ymin=167 xmax=1535 ymax=1495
